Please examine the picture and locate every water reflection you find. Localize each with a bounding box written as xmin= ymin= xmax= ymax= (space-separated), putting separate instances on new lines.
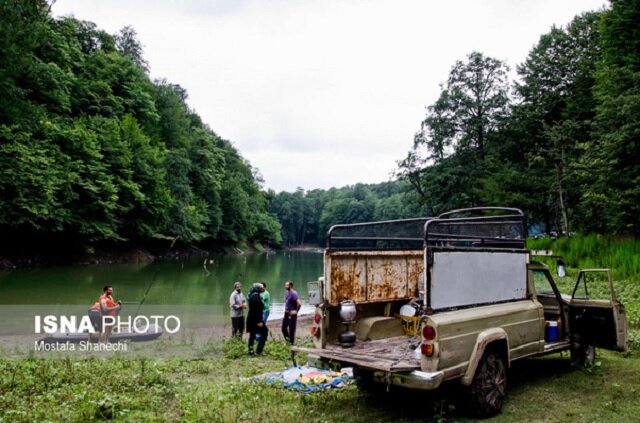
xmin=0 ymin=251 xmax=323 ymax=317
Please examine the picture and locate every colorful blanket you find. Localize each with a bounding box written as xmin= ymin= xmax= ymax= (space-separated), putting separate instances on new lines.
xmin=255 ymin=366 xmax=353 ymax=393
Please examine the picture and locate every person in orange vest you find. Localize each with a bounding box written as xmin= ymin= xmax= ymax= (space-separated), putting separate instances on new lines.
xmin=88 ymin=285 xmax=122 ymax=343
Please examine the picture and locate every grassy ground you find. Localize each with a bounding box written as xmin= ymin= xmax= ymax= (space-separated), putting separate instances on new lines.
xmin=1 ymin=338 xmax=639 ymax=422
xmin=528 ymin=234 xmax=640 ymax=281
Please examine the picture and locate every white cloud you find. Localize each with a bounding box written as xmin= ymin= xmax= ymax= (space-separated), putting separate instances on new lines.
xmin=53 ymin=0 xmax=607 ymax=192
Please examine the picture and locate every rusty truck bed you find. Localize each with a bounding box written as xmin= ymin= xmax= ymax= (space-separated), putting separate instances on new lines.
xmin=293 ymin=336 xmax=420 ymax=372
xmin=324 ymin=250 xmax=424 ymax=306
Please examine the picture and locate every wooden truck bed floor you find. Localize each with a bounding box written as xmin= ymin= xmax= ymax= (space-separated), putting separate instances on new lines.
xmin=293 ymin=336 xmax=421 ymax=372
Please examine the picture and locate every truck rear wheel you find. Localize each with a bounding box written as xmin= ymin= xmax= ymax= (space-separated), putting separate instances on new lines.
xmin=469 ymin=351 xmax=507 ymax=417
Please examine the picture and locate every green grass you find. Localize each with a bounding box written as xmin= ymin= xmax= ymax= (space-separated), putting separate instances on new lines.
xmin=1 ymin=340 xmax=639 ymax=422
xmin=528 ymin=234 xmax=640 ymax=280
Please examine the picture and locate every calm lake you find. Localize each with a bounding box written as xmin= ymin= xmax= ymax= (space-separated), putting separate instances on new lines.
xmin=0 ymin=251 xmax=323 ymax=318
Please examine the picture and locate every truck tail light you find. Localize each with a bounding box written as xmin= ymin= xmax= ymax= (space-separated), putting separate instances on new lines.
xmin=421 ymin=343 xmax=434 ymax=356
xmin=311 ymin=312 xmax=322 ymax=337
xmin=421 ymin=325 xmax=436 ymax=356
xmin=422 ymin=325 xmax=436 ymax=341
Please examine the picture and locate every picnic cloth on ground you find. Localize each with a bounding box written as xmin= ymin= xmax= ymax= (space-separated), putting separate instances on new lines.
xmin=254 ymin=365 xmax=353 ymax=393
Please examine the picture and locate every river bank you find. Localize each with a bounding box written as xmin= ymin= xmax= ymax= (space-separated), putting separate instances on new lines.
xmin=0 ymin=237 xmax=285 ymax=270
xmin=0 ymin=232 xmax=330 ymax=270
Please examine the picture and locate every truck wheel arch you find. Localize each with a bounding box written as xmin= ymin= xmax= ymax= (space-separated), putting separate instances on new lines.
xmin=461 ymin=328 xmax=509 ymax=386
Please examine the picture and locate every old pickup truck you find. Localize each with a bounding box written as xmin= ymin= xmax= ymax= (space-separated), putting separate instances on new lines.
xmin=293 ymin=207 xmax=628 ymax=416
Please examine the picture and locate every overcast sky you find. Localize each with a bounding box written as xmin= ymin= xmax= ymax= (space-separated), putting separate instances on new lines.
xmin=53 ymin=0 xmax=607 ymax=193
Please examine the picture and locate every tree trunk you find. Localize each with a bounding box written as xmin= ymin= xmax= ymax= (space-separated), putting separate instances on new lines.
xmin=554 ymin=161 xmax=570 ymax=237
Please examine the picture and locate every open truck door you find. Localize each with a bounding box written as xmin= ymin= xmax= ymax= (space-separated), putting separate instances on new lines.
xmin=569 ymin=269 xmax=628 ymax=352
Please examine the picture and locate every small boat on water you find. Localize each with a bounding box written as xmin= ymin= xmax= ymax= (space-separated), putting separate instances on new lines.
xmin=40 ymin=323 xmax=163 ymax=344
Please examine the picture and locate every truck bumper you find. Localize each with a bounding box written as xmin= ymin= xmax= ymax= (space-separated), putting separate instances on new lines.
xmin=377 ymin=369 xmax=445 ymax=391
xmin=306 ymin=353 xmax=444 ymax=391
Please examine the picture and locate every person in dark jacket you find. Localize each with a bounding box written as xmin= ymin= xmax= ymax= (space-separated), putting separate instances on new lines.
xmin=247 ymin=283 xmax=268 ymax=355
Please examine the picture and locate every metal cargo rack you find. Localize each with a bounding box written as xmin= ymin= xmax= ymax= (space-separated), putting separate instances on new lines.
xmin=326 ymin=207 xmax=527 ymax=252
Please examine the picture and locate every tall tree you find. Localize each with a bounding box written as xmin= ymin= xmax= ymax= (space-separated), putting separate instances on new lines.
xmin=120 ymin=114 xmax=171 ymax=238
xmin=398 ymin=52 xmax=510 ymax=212
xmin=442 ymin=52 xmax=510 ymax=157
xmin=582 ymin=0 xmax=640 ymax=235
xmin=515 ymin=12 xmax=602 ymax=235
xmin=115 ymin=26 xmax=148 ymax=70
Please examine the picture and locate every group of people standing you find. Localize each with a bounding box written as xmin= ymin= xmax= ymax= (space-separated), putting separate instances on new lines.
xmin=229 ymin=280 xmax=301 ymax=355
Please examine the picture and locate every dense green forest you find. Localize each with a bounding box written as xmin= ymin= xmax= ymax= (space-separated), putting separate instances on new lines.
xmin=1 ymin=1 xmax=638 ymax=258
xmin=267 ymin=181 xmax=419 ymax=246
xmin=0 ymin=0 xmax=282 ymax=254
xmin=397 ymin=1 xmax=639 ymax=236
xmin=271 ymin=1 xmax=640 ymax=245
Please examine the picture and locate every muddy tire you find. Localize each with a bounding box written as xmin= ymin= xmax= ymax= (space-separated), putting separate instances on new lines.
xmin=570 ymin=343 xmax=596 ymax=368
xmin=468 ymin=351 xmax=507 ymax=417
xmin=354 ymin=367 xmax=386 ymax=395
